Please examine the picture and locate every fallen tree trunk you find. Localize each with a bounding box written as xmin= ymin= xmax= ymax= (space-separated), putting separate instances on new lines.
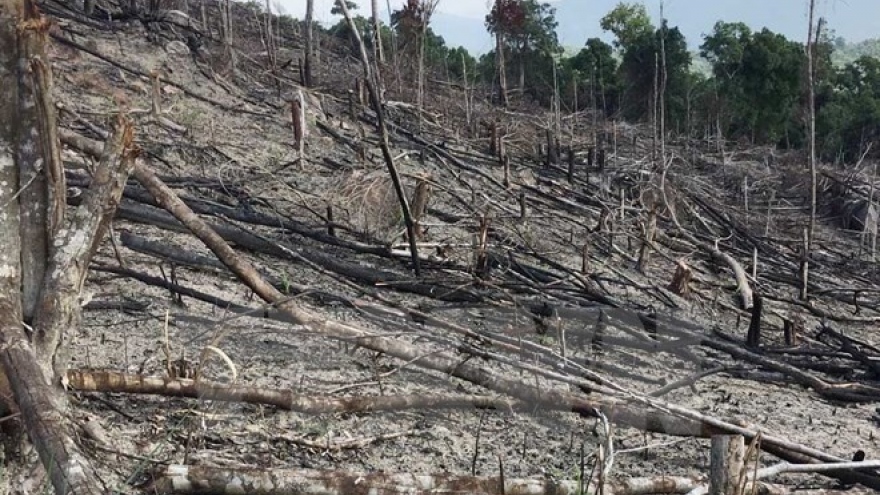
xmin=68 ymin=370 xmax=526 ymax=414
xmin=0 ymin=302 xmax=104 ymax=495
xmin=151 ymin=464 xmax=703 ymax=495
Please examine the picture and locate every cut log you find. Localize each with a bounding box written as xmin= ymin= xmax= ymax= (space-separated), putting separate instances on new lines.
xmin=711 ymin=243 xmax=753 ymax=310
xmin=151 ymin=465 xmax=703 ymax=495
xmin=668 ymin=260 xmax=692 ymax=296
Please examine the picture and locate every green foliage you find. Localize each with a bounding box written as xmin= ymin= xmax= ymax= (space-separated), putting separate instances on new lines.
xmin=818 ymin=56 xmax=880 ymax=161
xmin=600 ymin=2 xmax=652 ymax=51
xmin=446 ymin=46 xmax=478 ymax=82
xmin=831 ymin=37 xmax=880 ymax=67
xmin=330 ymin=0 xmax=358 ymax=15
xmin=700 ymin=24 xmax=807 ymax=145
xmin=329 ymin=14 xmax=393 ymax=57
xmin=562 ymin=38 xmax=620 ymax=114
xmin=480 ymin=0 xmax=562 ymax=104
xmin=614 ymin=21 xmax=691 ymax=124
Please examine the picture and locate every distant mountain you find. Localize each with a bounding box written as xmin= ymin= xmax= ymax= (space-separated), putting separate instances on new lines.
xmin=832 ymin=38 xmax=880 ymax=67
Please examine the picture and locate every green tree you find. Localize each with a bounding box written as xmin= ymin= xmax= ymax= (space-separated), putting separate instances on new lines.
xmin=599 ymin=2 xmax=652 ymax=52
xmin=700 ymin=25 xmax=807 ymax=145
xmin=613 ymin=21 xmax=691 ymax=124
xmin=818 ymin=56 xmax=880 ymax=161
xmin=446 ymin=46 xmax=478 ymax=82
xmin=485 ymin=0 xmax=561 ymax=99
xmin=564 ymin=37 xmax=619 ymax=114
xmin=330 ymin=0 xmax=358 ymax=15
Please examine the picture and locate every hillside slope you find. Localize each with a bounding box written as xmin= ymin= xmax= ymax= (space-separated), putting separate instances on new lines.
xmin=22 ymin=1 xmax=880 ymax=492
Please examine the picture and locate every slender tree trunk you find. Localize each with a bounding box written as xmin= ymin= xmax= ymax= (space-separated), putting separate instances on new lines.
xmin=494 ymin=0 xmax=508 ymax=107
xmin=806 ymin=0 xmax=817 ymax=251
xmin=803 ymin=0 xmax=817 ymax=300
xmin=371 ymin=0 xmax=384 ymax=63
xmin=385 ymin=0 xmax=400 ymax=91
xmin=303 ymin=0 xmax=314 ymax=87
xmin=659 ymin=4 xmax=667 ymax=163
xmin=417 ymin=20 xmax=426 ymax=131
xmin=218 ymin=0 xmax=236 ymax=73
xmin=462 ymin=51 xmax=471 ymax=128
xmin=519 ymin=57 xmax=525 ymax=92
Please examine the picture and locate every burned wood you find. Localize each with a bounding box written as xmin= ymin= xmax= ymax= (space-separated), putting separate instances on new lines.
xmin=112 ymin=199 xmax=483 ymax=303
xmin=745 ymin=293 xmax=762 ymax=349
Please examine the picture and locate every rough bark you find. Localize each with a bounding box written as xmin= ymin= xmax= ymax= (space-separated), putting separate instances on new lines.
xmin=67 ymin=370 xmax=531 ymax=414
xmin=0 ymin=1 xmax=108 ymax=492
xmin=291 ymin=90 xmax=305 ymax=156
xmin=0 ymin=301 xmax=105 ymax=495
xmin=33 ymin=115 xmax=137 ymax=379
xmin=303 ymin=0 xmax=314 ymax=87
xmin=15 ymin=8 xmax=57 ymax=322
xmin=711 ymin=245 xmax=753 ymax=310
xmin=709 ymin=435 xmax=745 ymax=495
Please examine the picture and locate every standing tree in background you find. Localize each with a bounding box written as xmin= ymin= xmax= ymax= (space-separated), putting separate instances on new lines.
xmin=817 ymin=55 xmax=880 ymax=162
xmin=485 ymin=0 xmax=560 ymax=105
xmin=700 ymin=21 xmax=752 ymax=148
xmin=564 ymin=37 xmax=619 ymax=115
xmin=806 ymin=0 xmax=818 ymax=260
xmin=604 ymin=17 xmax=690 ymax=126
xmin=601 ymin=3 xmax=691 ymax=126
xmin=392 ymin=0 xmax=440 ymax=122
xmin=600 ymin=2 xmax=652 ymax=52
xmin=485 ymin=0 xmax=519 ymax=105
xmin=372 ymin=0 xmax=385 ymax=62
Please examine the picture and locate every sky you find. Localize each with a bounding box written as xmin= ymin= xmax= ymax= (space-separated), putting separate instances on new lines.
xmin=275 ymin=0 xmax=879 ymax=56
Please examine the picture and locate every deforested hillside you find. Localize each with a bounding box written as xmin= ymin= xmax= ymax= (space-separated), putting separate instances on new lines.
xmin=1 ymin=0 xmax=880 ymax=494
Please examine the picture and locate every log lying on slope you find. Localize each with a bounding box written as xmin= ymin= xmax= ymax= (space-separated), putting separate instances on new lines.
xmin=151 ymin=465 xmax=704 ymax=495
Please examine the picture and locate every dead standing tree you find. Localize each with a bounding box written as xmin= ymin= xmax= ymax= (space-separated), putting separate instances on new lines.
xmin=0 ymin=0 xmax=136 ymax=492
xmin=303 ymin=0 xmax=314 ymax=87
xmin=487 ymin=0 xmax=518 ymax=107
xmin=391 ymin=0 xmax=440 ymax=128
xmin=336 ymin=0 xmax=422 ymax=275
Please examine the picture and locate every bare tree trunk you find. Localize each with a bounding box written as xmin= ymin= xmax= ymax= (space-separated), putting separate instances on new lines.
xmin=263 ymin=0 xmax=279 ymax=95
xmin=385 ymin=0 xmax=400 ymax=91
xmin=494 ymin=0 xmax=508 ymax=107
xmin=303 ymin=0 xmax=314 ymax=87
xmin=806 ymin=0 xmax=817 ymax=250
xmin=335 ymin=0 xmax=421 ymax=275
xmin=461 ymin=51 xmax=471 ymax=128
xmin=803 ymin=0 xmax=817 ymax=299
xmin=371 ymin=0 xmax=384 ymax=63
xmin=219 ymin=0 xmax=237 ymax=73
xmin=659 ymin=1 xmax=667 ymax=166
xmin=15 ymin=7 xmax=61 ymax=323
